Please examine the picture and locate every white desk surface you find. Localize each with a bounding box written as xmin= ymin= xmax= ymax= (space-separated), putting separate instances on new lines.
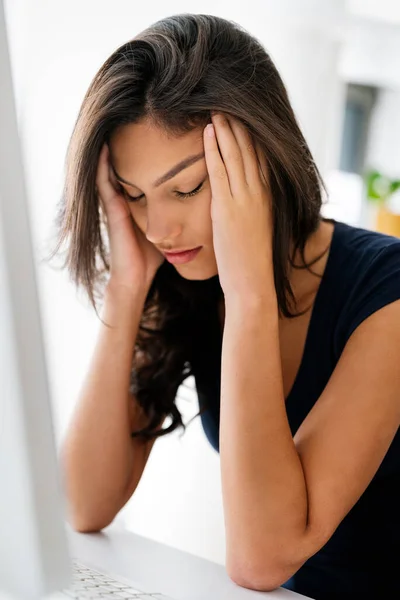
xmin=67 ymin=524 xmax=312 ymax=600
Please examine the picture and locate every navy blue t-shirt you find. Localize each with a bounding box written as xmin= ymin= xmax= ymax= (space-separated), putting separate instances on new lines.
xmin=189 ymin=219 xmax=400 ymax=599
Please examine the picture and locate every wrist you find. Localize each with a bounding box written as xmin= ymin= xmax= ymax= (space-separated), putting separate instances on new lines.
xmin=106 ymin=279 xmax=149 ymax=303
xmin=225 ymin=289 xmax=278 ymax=315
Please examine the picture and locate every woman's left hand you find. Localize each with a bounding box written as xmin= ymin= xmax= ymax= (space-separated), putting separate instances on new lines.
xmin=203 ymin=112 xmax=275 ymax=304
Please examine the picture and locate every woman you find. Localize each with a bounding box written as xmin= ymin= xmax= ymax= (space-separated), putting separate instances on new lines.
xmin=49 ymin=13 xmax=400 ymax=600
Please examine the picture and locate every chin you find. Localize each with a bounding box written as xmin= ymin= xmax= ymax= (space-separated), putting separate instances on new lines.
xmin=175 ymin=263 xmax=218 ymax=281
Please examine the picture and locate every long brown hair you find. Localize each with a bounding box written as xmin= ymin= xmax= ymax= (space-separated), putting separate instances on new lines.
xmin=45 ymin=13 xmax=330 ymax=442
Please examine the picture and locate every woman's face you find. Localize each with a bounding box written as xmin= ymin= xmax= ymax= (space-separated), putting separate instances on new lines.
xmin=108 ymin=117 xmax=218 ymax=281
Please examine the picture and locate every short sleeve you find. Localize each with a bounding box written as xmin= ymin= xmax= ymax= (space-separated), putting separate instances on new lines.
xmin=335 ymin=241 xmax=400 ymax=353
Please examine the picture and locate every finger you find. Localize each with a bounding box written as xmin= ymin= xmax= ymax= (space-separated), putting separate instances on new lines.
xmin=210 ymin=113 xmax=246 ymax=197
xmin=203 ymin=123 xmax=232 ymax=201
xmin=96 ymin=143 xmax=120 ymax=201
xmin=95 ymin=143 xmax=108 ymax=191
xmin=108 ymin=155 xmax=122 ymax=191
xmin=254 ymin=140 xmax=270 ymax=189
xmin=226 ymin=116 xmax=261 ymax=189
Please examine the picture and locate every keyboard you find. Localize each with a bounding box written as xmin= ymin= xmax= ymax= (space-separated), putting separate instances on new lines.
xmin=60 ymin=559 xmax=175 ymax=599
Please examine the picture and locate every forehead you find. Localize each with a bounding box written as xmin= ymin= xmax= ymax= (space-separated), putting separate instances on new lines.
xmin=109 ymin=118 xmax=205 ymax=181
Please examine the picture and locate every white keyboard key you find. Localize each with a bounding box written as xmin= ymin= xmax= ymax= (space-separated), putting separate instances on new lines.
xmin=62 ymin=560 xmax=176 ymax=600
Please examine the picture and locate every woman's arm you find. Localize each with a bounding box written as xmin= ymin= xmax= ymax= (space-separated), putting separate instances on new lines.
xmin=221 ymin=294 xmax=400 ymax=592
xmin=60 ymin=282 xmax=151 ymax=532
xmin=204 ymin=112 xmax=400 ymax=592
xmin=220 ymin=294 xmax=313 ymax=590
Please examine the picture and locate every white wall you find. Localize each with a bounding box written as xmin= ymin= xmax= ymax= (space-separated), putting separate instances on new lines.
xmin=4 ymin=0 xmax=399 ymax=566
xmin=330 ymin=9 xmax=400 ymax=228
xmin=349 ymin=0 xmax=400 ymax=25
xmin=341 ymin=16 xmax=400 ymax=89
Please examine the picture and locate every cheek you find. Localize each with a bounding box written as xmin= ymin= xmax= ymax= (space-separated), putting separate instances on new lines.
xmin=129 ymin=206 xmax=146 ymax=232
xmin=198 ymin=193 xmax=213 ymax=233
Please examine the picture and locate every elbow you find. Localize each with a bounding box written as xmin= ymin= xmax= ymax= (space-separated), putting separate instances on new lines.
xmin=228 ymin=566 xmax=285 ymax=593
xmin=228 ymin=568 xmax=284 ymax=593
xmin=72 ymin=522 xmax=107 ymax=534
xmin=225 ymin=525 xmax=320 ymax=591
xmin=62 ymin=489 xmax=118 ymax=534
xmin=67 ymin=511 xmax=115 ymax=534
xmin=226 ymin=553 xmax=288 ymax=593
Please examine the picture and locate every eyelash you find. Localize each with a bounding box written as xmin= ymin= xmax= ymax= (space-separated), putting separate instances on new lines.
xmin=123 ymin=181 xmax=205 ymax=203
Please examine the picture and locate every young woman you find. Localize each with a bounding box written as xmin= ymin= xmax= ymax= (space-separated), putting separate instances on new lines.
xmin=50 ymin=13 xmax=400 ymax=600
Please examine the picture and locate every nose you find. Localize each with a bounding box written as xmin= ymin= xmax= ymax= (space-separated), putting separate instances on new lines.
xmin=144 ymin=204 xmax=183 ymax=247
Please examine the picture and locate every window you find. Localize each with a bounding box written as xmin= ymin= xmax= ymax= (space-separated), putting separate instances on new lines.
xmin=339 ymin=83 xmax=377 ymax=174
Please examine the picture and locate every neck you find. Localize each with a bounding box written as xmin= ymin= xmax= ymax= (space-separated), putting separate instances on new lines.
xmin=218 ymin=219 xmax=334 ymax=321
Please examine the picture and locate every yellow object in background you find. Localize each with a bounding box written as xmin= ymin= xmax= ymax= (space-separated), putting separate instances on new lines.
xmin=365 ymin=170 xmax=400 ymax=237
xmin=375 ymin=206 xmax=400 ymax=238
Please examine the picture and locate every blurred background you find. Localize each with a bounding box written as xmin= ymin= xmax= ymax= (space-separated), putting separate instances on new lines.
xmin=3 ymin=0 xmax=400 ymax=566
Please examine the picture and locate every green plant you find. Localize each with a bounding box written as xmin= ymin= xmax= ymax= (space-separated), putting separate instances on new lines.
xmin=364 ymin=169 xmax=400 ymax=206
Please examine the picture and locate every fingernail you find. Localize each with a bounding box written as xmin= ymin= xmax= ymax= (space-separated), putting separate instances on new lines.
xmin=206 ymin=124 xmax=215 ymax=137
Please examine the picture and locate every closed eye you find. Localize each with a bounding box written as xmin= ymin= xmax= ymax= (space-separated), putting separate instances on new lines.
xmin=124 ymin=181 xmax=205 ymax=203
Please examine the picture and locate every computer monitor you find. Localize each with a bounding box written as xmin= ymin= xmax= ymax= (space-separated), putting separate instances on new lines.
xmin=0 ymin=1 xmax=72 ymax=598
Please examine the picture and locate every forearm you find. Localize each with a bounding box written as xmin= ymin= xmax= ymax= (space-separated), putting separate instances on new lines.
xmin=60 ymin=282 xmax=147 ymax=528
xmin=220 ymin=294 xmax=309 ymax=578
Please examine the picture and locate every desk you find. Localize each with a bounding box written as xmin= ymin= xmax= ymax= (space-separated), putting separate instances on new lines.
xmin=67 ymin=524 xmax=312 ymax=600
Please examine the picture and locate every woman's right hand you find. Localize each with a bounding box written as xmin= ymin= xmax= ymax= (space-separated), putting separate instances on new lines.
xmin=96 ymin=143 xmax=165 ymax=293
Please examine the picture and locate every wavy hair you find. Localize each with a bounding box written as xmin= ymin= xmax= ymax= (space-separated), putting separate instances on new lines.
xmin=45 ymin=13 xmax=330 ymax=442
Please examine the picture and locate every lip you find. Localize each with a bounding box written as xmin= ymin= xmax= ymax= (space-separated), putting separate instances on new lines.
xmin=163 ymin=246 xmax=202 ymax=264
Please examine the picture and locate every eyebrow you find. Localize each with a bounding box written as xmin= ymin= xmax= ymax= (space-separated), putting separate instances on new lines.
xmin=111 ymin=152 xmax=205 ymax=189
